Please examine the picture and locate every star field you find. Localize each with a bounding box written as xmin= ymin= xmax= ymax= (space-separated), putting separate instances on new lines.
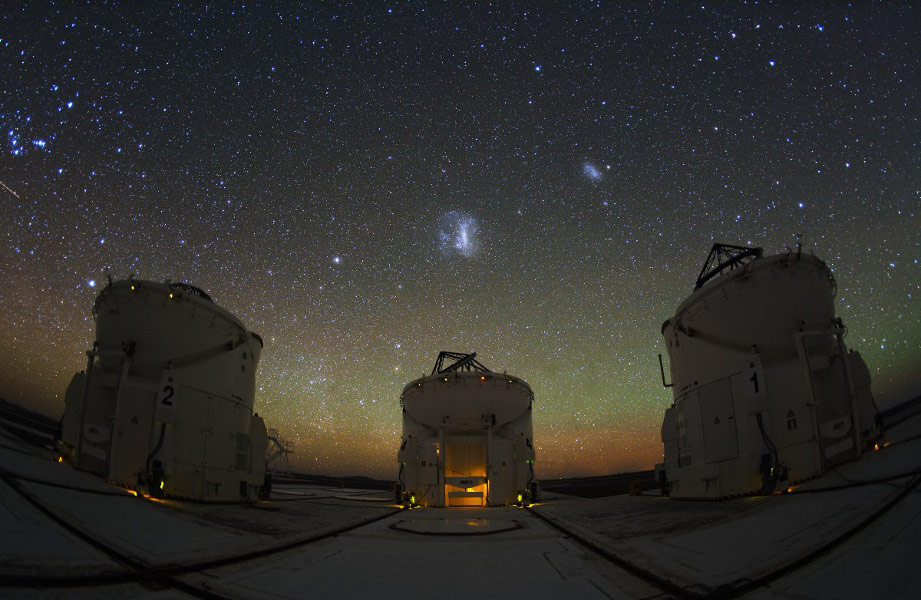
xmin=1 ymin=3 xmax=919 ymax=478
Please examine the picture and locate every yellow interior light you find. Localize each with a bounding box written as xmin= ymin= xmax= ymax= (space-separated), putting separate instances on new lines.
xmin=168 ymin=292 xmax=174 ymax=299
xmin=159 ymin=480 xmax=165 ymax=490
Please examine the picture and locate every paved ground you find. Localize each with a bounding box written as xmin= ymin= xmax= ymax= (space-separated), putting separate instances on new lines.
xmin=1 ymin=412 xmax=920 ymax=599
xmin=176 ymin=506 xmax=662 ymax=600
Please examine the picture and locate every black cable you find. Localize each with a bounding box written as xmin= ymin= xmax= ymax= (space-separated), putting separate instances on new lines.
xmin=0 ymin=468 xmax=134 ymax=497
xmin=790 ymin=464 xmax=921 ymax=494
xmin=755 ymin=413 xmax=779 ymax=464
xmin=144 ymin=422 xmax=167 ymax=475
xmin=0 ymin=473 xmax=231 ymax=599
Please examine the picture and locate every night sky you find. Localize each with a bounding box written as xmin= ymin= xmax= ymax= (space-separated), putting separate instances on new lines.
xmin=1 ymin=3 xmax=919 ymax=479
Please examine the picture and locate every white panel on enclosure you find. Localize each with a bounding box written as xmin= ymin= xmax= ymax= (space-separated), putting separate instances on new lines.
xmin=60 ymin=279 xmax=270 ymax=501
xmin=660 ymin=245 xmax=878 ymax=499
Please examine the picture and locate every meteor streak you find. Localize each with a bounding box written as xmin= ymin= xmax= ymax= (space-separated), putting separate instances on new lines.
xmin=0 ymin=180 xmax=21 ymax=199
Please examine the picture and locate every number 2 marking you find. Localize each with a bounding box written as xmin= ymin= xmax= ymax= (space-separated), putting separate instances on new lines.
xmin=161 ymin=385 xmax=174 ymax=407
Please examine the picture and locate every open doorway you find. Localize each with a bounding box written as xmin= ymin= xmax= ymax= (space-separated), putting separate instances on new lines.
xmin=445 ymin=443 xmax=486 ymax=506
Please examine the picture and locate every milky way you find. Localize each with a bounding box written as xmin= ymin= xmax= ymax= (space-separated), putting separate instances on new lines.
xmin=1 ymin=3 xmax=919 ymax=478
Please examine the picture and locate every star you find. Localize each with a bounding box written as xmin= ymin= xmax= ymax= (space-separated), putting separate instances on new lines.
xmin=0 ymin=2 xmax=915 ymax=480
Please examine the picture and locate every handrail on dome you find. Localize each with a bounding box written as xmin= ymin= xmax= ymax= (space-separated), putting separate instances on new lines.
xmin=168 ymin=282 xmax=213 ymax=302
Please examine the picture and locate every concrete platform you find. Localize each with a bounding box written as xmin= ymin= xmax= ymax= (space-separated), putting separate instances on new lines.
xmin=1 ymin=411 xmax=920 ymax=598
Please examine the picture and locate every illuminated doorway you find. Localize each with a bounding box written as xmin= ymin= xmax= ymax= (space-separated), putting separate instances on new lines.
xmin=445 ymin=444 xmax=486 ymax=506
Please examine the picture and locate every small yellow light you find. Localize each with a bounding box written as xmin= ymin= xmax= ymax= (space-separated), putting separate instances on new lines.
xmin=444 ymin=377 xmax=448 ymax=382
xmin=874 ymin=443 xmax=879 ymax=451
xmin=787 ymin=487 xmax=793 ymax=493
xmin=480 ymin=376 xmax=486 ymax=382
xmin=159 ymin=480 xmax=165 ymax=490
xmin=516 ymin=493 xmax=523 ymax=503
xmin=57 ymin=456 xmax=63 ymax=463
xmin=130 ymin=285 xmax=136 ymax=291
xmin=169 ymin=293 xmax=174 ymax=299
